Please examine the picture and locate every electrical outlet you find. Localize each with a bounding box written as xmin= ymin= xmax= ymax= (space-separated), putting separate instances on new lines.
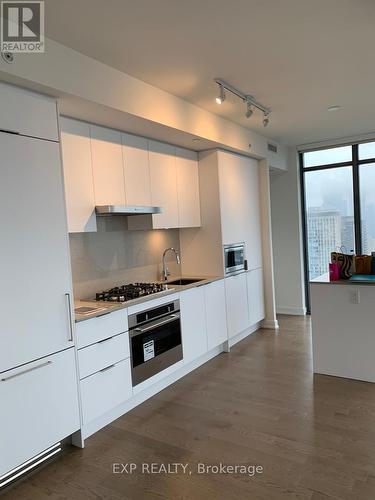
xmin=350 ymin=289 xmax=360 ymax=304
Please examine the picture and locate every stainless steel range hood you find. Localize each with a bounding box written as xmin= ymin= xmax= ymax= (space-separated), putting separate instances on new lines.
xmin=95 ymin=205 xmax=163 ymax=216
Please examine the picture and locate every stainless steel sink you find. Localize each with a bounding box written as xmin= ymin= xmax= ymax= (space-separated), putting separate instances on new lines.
xmin=167 ymin=278 xmax=204 ymax=286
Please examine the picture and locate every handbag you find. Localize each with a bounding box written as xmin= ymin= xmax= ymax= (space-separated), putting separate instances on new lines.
xmin=353 ymin=255 xmax=372 ymax=275
xmin=331 ymin=248 xmax=353 ymax=279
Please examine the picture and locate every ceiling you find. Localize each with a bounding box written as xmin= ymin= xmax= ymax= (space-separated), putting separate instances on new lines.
xmin=45 ymin=0 xmax=375 ymax=146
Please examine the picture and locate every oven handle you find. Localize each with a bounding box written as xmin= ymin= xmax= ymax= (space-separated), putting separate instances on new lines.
xmin=130 ymin=313 xmax=180 ymax=336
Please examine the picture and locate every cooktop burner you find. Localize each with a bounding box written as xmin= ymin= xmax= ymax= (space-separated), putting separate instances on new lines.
xmin=95 ymin=282 xmax=169 ymax=303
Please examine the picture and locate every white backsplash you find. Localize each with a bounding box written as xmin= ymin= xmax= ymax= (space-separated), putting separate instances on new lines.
xmin=69 ymin=216 xmax=181 ymax=299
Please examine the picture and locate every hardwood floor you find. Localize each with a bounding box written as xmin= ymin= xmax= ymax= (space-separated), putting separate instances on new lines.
xmin=3 ymin=315 xmax=375 ymax=500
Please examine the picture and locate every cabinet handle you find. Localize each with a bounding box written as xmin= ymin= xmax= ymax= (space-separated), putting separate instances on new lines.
xmin=98 ymin=336 xmax=114 ymax=344
xmin=65 ymin=293 xmax=74 ymax=342
xmin=100 ymin=364 xmax=115 ymax=373
xmin=1 ymin=361 xmax=52 ymax=382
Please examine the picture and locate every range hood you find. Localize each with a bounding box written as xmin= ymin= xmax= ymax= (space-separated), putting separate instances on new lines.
xmin=95 ymin=205 xmax=163 ymax=216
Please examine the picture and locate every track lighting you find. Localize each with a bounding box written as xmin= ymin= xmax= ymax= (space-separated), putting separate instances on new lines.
xmin=245 ymin=99 xmax=253 ymax=119
xmin=214 ymin=79 xmax=271 ymax=126
xmin=215 ymin=84 xmax=226 ymax=105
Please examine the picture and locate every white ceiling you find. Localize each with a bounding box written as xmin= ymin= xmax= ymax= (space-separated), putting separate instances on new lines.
xmin=45 ymin=0 xmax=375 ymax=146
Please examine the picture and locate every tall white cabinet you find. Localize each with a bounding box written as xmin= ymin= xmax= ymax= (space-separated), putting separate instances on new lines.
xmin=0 ymin=84 xmax=80 ymax=479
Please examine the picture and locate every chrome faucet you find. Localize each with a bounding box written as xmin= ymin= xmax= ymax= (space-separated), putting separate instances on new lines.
xmin=162 ymin=247 xmax=181 ymax=281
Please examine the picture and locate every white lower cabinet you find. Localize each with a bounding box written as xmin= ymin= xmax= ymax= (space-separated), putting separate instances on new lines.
xmin=75 ymin=309 xmax=128 ymax=349
xmin=80 ymin=358 xmax=132 ymax=425
xmin=204 ymin=280 xmax=228 ymax=350
xmin=225 ymin=273 xmax=249 ymax=339
xmin=247 ymin=268 xmax=265 ymax=326
xmin=0 ymin=348 xmax=80 ymax=477
xmin=180 ymin=287 xmax=208 ymax=364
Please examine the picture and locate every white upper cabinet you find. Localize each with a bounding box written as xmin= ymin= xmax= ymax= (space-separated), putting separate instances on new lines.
xmin=0 ymin=82 xmax=59 ymax=141
xmin=176 ymin=147 xmax=201 ymax=228
xmin=218 ymin=151 xmax=262 ymax=270
xmin=247 ymin=268 xmax=265 ymax=326
xmin=122 ymin=133 xmax=151 ymax=206
xmin=224 ymin=273 xmax=249 ymax=339
xmin=60 ymin=118 xmax=97 ymax=233
xmin=149 ymin=140 xmax=179 ymax=229
xmin=0 ymin=132 xmax=75 ymax=372
xmin=180 ymin=286 xmax=208 ymax=364
xmin=205 ymin=280 xmax=228 ymax=350
xmin=90 ymin=125 xmax=125 ymax=206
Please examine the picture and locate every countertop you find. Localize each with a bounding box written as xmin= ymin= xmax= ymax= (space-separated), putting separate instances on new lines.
xmin=310 ymin=273 xmax=375 ymax=286
xmin=74 ymin=276 xmax=223 ymax=323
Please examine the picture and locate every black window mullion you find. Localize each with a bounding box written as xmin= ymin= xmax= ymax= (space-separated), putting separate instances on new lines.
xmin=352 ymin=144 xmax=362 ymax=255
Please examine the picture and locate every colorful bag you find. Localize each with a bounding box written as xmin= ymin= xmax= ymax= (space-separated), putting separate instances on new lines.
xmin=331 ymin=250 xmax=353 ymax=279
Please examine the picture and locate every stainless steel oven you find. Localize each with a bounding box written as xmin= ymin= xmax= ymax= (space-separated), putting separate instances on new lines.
xmin=129 ymin=299 xmax=182 ymax=386
xmin=224 ymin=243 xmax=246 ymax=276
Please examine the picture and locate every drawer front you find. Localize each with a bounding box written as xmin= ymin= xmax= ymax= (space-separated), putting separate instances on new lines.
xmin=78 ymin=333 xmax=130 ymax=379
xmin=0 ymin=348 xmax=80 ymax=477
xmin=75 ymin=309 xmax=128 ymax=349
xmin=80 ymin=359 xmax=132 ymax=425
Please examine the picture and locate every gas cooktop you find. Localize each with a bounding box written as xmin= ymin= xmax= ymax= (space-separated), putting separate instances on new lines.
xmin=95 ymin=282 xmax=169 ymax=303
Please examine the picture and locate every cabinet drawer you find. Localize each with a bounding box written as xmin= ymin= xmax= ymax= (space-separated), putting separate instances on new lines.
xmin=75 ymin=310 xmax=128 ymax=349
xmin=0 ymin=348 xmax=80 ymax=477
xmin=80 ymin=359 xmax=132 ymax=425
xmin=78 ymin=333 xmax=130 ymax=379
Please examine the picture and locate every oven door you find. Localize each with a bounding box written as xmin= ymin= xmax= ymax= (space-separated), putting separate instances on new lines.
xmin=130 ymin=312 xmax=182 ymax=386
xmin=224 ymin=244 xmax=245 ymax=275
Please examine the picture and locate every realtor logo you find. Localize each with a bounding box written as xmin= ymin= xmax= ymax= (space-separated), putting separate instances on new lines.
xmin=1 ymin=1 xmax=44 ymax=52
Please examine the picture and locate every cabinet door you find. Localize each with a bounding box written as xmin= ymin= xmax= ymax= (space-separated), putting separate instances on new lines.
xmin=60 ymin=118 xmax=97 ymax=233
xmin=149 ymin=140 xmax=179 ymax=228
xmin=0 ymin=82 xmax=59 ymax=141
xmin=0 ymin=348 xmax=80 ymax=477
xmin=247 ymin=268 xmax=265 ymax=326
xmin=180 ymin=287 xmax=208 ymax=363
xmin=0 ymin=133 xmax=74 ymax=372
xmin=205 ymin=280 xmax=228 ymax=350
xmin=90 ymin=125 xmax=125 ymax=206
xmin=175 ymin=147 xmax=201 ymax=227
xmin=224 ymin=273 xmax=249 ymax=339
xmin=122 ymin=133 xmax=151 ymax=206
xmin=218 ymin=151 xmax=262 ymax=269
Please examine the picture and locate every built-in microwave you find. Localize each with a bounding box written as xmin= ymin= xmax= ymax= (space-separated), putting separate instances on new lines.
xmin=224 ymin=243 xmax=247 ymax=276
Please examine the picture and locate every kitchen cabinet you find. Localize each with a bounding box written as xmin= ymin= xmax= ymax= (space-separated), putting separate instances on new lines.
xmin=0 ymin=348 xmax=80 ymax=477
xmin=60 ymin=118 xmax=97 ymax=233
xmin=175 ymin=147 xmax=201 ymax=227
xmin=0 ymin=82 xmax=59 ymax=141
xmin=247 ymin=268 xmax=265 ymax=326
xmin=204 ymin=280 xmax=228 ymax=350
xmin=149 ymin=140 xmax=179 ymax=228
xmin=90 ymin=125 xmax=125 ymax=206
xmin=224 ymin=273 xmax=249 ymax=339
xmin=0 ymin=131 xmax=75 ymax=372
xmin=80 ymin=358 xmax=132 ymax=425
xmin=75 ymin=309 xmax=128 ymax=349
xmin=122 ymin=133 xmax=151 ymax=206
xmin=218 ymin=151 xmax=262 ymax=270
xmin=180 ymin=287 xmax=208 ymax=363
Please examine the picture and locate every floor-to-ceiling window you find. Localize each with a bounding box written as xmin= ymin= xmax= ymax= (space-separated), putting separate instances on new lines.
xmin=300 ymin=141 xmax=375 ymax=311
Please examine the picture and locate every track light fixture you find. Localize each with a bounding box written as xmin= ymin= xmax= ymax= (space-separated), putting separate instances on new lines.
xmin=214 ymin=79 xmax=271 ymax=126
xmin=215 ymin=84 xmax=226 ymax=104
xmin=245 ymin=99 xmax=253 ymax=119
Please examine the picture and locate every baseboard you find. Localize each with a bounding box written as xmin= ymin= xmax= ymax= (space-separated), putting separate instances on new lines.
xmin=276 ymin=306 xmax=306 ymax=316
xmin=261 ymin=319 xmax=279 ymax=330
xmin=228 ymin=322 xmax=260 ymax=348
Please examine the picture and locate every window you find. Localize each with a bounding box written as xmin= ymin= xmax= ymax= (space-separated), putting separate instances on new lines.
xmin=301 ymin=141 xmax=375 ymax=310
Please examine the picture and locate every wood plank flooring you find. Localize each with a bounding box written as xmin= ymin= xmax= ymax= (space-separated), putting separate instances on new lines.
xmin=3 ymin=315 xmax=375 ymax=499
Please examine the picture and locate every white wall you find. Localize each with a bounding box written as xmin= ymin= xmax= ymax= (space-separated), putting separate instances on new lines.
xmin=270 ymin=148 xmax=306 ymax=315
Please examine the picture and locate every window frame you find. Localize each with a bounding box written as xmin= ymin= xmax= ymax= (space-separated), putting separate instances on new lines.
xmin=300 ymin=141 xmax=375 ymax=312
